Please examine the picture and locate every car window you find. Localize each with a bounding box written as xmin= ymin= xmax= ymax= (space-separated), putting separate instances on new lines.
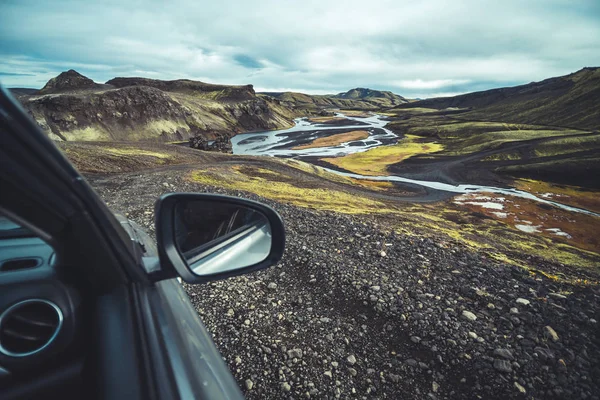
xmin=0 ymin=215 xmax=36 ymax=239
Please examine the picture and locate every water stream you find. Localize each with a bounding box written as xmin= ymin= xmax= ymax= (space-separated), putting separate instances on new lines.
xmin=231 ymin=113 xmax=599 ymax=217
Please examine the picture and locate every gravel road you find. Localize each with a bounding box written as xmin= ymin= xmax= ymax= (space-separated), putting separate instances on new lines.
xmin=89 ymin=169 xmax=600 ymax=400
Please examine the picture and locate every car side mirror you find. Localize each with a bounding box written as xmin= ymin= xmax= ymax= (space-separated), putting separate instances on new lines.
xmin=155 ymin=193 xmax=285 ymax=283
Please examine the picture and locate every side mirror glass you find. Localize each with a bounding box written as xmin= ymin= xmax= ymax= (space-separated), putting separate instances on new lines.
xmin=155 ymin=194 xmax=285 ymax=283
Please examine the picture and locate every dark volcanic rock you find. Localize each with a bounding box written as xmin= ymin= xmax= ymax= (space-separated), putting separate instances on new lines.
xmin=189 ymin=135 xmax=232 ymax=153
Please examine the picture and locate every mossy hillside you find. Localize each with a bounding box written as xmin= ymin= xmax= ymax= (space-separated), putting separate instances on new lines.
xmin=532 ymin=134 xmax=600 ymax=158
xmin=445 ymin=129 xmax=586 ymax=156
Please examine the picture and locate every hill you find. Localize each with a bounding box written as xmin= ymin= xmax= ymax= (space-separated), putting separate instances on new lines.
xmin=260 ymin=87 xmax=407 ymax=111
xmin=394 ymin=67 xmax=600 ymax=130
xmin=15 ymin=71 xmax=299 ymax=142
xmin=106 ymin=77 xmax=256 ymax=101
xmin=334 ymin=87 xmax=406 ymax=105
xmin=39 ymin=69 xmax=103 ymax=94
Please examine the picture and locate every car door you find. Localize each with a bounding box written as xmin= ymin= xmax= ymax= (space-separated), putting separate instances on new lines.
xmin=0 ymin=85 xmax=281 ymax=399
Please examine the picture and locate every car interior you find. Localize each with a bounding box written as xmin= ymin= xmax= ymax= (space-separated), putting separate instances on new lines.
xmin=0 ymin=215 xmax=85 ymax=399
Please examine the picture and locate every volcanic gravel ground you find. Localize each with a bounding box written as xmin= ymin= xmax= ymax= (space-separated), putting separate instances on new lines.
xmin=89 ymin=169 xmax=600 ymax=400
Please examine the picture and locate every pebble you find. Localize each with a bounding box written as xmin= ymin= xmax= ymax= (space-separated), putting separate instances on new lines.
xmin=514 ymin=381 xmax=526 ymax=394
xmin=493 ymin=348 xmax=514 ymax=360
xmin=544 ymin=326 xmax=559 ymax=342
xmin=281 ymin=382 xmax=291 ymax=392
xmin=468 ymin=332 xmax=478 ymax=339
xmin=462 ymin=310 xmax=477 ymax=321
xmin=245 ymin=379 xmax=254 ymax=390
xmin=267 ymin=282 xmax=278 ymax=290
xmin=494 ymin=359 xmax=513 ymax=373
xmin=516 ymin=298 xmax=530 ymax=306
xmin=347 ymin=355 xmax=357 ymax=365
xmin=287 ymin=348 xmax=303 ymax=359
xmin=510 ymin=307 xmax=519 ymax=314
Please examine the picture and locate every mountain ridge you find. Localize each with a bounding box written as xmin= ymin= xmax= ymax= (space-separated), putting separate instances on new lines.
xmin=16 ymin=70 xmax=298 ymax=141
xmin=395 ymin=67 xmax=600 ymax=130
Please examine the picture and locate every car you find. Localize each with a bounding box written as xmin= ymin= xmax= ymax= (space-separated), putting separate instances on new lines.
xmin=0 ymin=84 xmax=286 ymax=399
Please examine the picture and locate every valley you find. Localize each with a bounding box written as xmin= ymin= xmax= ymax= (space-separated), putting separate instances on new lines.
xmin=9 ymin=67 xmax=600 ymax=399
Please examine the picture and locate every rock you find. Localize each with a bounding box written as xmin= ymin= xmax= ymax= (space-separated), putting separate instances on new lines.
xmin=324 ymin=371 xmax=333 ymax=379
xmin=432 ymin=382 xmax=440 ymax=393
xmin=267 ymin=282 xmax=278 ymax=290
xmin=380 ymin=251 xmax=387 ymax=257
xmin=514 ymin=381 xmax=526 ymax=394
xmin=494 ymin=348 xmax=515 ymax=360
xmin=468 ymin=332 xmax=478 ymax=339
xmin=348 ymin=368 xmax=357 ymax=377
xmin=549 ymin=292 xmax=567 ymax=300
xmin=544 ymin=326 xmax=559 ymax=342
xmin=411 ymin=336 xmax=422 ymax=343
xmin=235 ymin=356 xmax=242 ymax=365
xmin=462 ymin=310 xmax=477 ymax=321
xmin=287 ymin=348 xmax=303 ymax=359
xmin=347 ymin=355 xmax=357 ymax=365
xmin=487 ymin=303 xmax=496 ymax=310
xmin=370 ymin=285 xmax=381 ymax=291
xmin=510 ymin=307 xmax=519 ymax=314
xmin=281 ymin=382 xmax=291 ymax=392
xmin=405 ymin=359 xmax=418 ymax=367
xmin=516 ymin=298 xmax=530 ymax=306
xmin=245 ymin=379 xmax=254 ymax=390
xmin=494 ymin=359 xmax=513 ymax=373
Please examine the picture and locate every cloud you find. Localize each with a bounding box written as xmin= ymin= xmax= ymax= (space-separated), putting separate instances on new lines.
xmin=0 ymin=0 xmax=598 ymax=98
xmin=393 ymin=79 xmax=471 ymax=90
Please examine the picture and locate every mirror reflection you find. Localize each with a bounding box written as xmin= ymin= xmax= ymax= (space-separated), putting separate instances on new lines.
xmin=174 ymin=200 xmax=272 ymax=276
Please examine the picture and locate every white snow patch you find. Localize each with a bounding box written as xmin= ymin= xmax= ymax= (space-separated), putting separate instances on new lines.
xmin=545 ymin=228 xmax=572 ymax=239
xmin=515 ymin=224 xmax=541 ymax=233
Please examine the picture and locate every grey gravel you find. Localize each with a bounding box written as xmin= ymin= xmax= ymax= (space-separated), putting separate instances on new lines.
xmin=89 ymin=169 xmax=600 ymax=400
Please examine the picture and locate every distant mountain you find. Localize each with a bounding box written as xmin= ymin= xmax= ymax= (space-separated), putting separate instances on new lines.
xmin=334 ymin=88 xmax=406 ymax=106
xmin=396 ymin=67 xmax=600 ymax=130
xmin=16 ymin=70 xmax=298 ymax=141
xmin=260 ymin=87 xmax=407 ymax=111
xmin=8 ymin=88 xmax=39 ymax=97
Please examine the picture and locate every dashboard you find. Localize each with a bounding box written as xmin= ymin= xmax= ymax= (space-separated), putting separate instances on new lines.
xmin=0 ymin=235 xmax=82 ymax=394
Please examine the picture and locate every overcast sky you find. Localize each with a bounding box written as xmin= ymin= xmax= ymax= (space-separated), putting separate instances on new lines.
xmin=1 ymin=0 xmax=599 ymax=98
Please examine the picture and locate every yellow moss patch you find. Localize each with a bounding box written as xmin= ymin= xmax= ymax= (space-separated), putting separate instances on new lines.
xmin=63 ymin=126 xmax=111 ymax=141
xmin=102 ymin=147 xmax=172 ymax=159
xmin=293 ymin=130 xmax=370 ymax=150
xmin=187 ymin=167 xmax=397 ymax=215
xmin=322 ymin=135 xmax=443 ymax=176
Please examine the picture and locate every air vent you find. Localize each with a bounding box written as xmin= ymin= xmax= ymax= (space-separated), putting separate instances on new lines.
xmin=1 ymin=258 xmax=41 ymax=271
xmin=0 ymin=300 xmax=63 ymax=357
